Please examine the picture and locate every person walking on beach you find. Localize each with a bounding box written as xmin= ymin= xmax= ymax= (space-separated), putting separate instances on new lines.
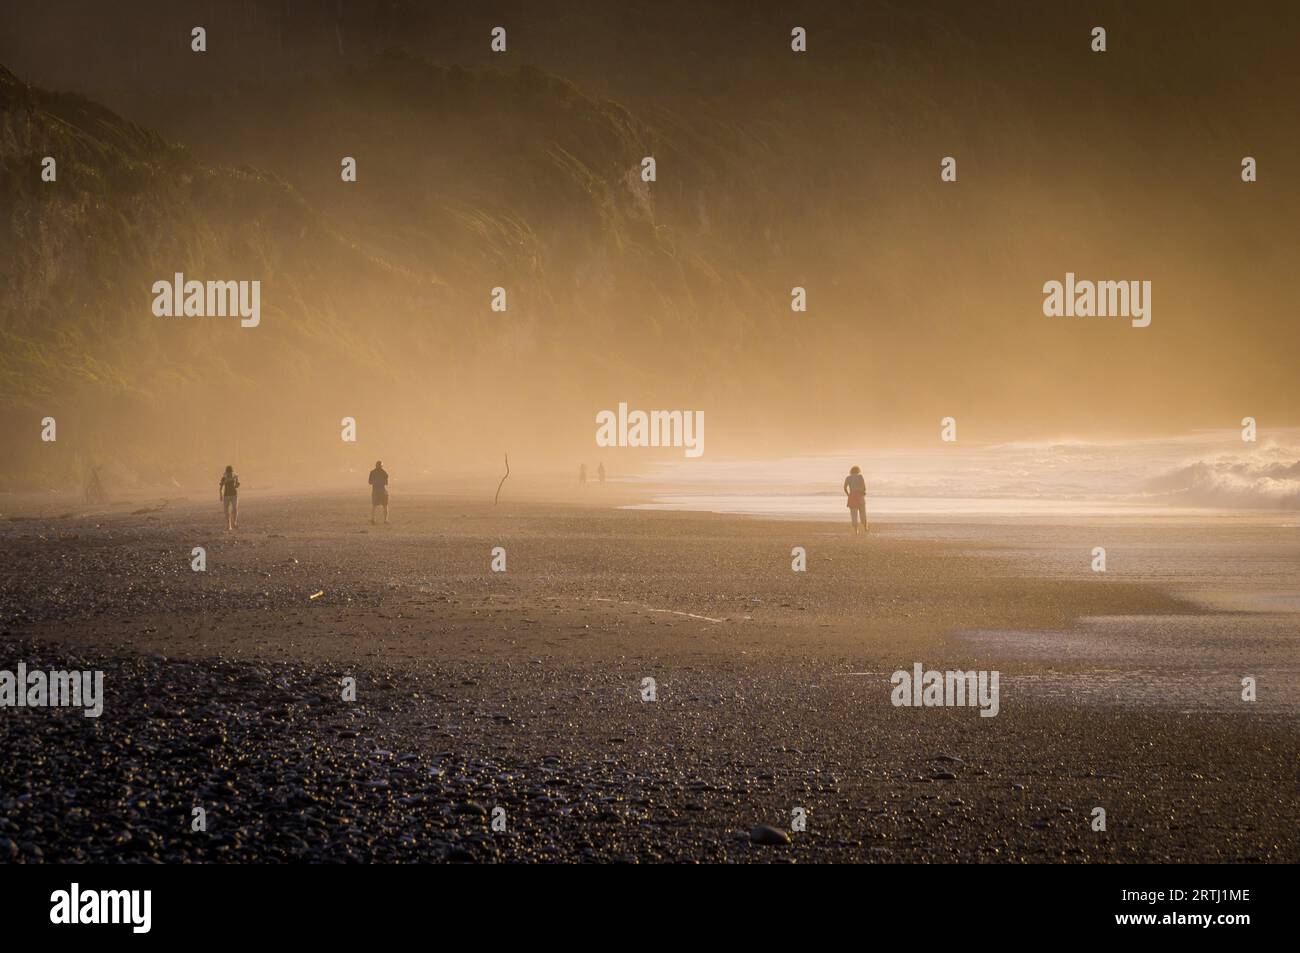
xmin=597 ymin=462 xmax=606 ymax=485
xmin=579 ymin=463 xmax=588 ymax=486
xmin=843 ymin=465 xmax=867 ymax=535
xmin=218 ymin=465 xmax=240 ymax=531
xmin=369 ymin=460 xmax=390 ymax=524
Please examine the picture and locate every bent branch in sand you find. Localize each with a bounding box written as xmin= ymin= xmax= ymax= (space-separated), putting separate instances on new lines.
xmin=495 ymin=453 xmax=510 ymax=505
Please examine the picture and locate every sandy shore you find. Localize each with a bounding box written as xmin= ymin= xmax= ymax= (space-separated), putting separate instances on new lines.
xmin=0 ymin=494 xmax=1295 ymax=862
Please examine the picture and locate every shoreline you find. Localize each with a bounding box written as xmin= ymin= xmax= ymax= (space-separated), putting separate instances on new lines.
xmin=1 ymin=495 xmax=1207 ymax=663
xmin=1 ymin=496 xmax=1295 ymax=862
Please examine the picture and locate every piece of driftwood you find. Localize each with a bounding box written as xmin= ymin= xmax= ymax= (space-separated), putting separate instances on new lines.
xmin=494 ymin=453 xmax=510 ymax=505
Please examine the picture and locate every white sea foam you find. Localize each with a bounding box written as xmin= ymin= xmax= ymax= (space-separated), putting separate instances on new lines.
xmin=625 ymin=430 xmax=1300 ymax=517
xmin=1140 ymin=446 xmax=1300 ymax=508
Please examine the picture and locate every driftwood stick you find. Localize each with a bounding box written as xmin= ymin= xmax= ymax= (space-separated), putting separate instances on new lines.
xmin=494 ymin=452 xmax=510 ymax=505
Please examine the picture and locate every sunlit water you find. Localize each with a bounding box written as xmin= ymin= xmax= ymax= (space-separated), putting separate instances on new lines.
xmin=624 ymin=432 xmax=1300 ymax=711
xmin=624 ymin=429 xmax=1300 ymax=521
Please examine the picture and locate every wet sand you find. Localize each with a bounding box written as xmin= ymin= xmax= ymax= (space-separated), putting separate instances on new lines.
xmin=0 ymin=494 xmax=1295 ymax=862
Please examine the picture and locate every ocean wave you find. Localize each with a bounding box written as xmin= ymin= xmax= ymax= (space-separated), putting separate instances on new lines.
xmin=638 ymin=432 xmax=1300 ymax=512
xmin=1142 ymin=448 xmax=1300 ymax=508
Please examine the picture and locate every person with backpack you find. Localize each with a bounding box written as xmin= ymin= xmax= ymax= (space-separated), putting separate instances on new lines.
xmin=843 ymin=465 xmax=867 ymax=535
xmin=219 ymin=465 xmax=240 ymax=531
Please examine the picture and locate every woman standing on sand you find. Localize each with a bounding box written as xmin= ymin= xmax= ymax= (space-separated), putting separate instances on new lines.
xmin=219 ymin=465 xmax=239 ymax=531
xmin=843 ymin=465 xmax=867 ymax=535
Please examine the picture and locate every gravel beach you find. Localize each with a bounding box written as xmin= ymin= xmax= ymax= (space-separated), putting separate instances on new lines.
xmin=1 ymin=494 xmax=1295 ymax=862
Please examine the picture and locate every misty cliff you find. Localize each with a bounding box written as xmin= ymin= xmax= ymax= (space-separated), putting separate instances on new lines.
xmin=1 ymin=55 xmax=786 ymax=490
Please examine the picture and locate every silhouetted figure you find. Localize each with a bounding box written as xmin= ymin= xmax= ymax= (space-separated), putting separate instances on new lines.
xmin=579 ymin=463 xmax=588 ymax=486
xmin=83 ymin=465 xmax=107 ymax=505
xmin=843 ymin=465 xmax=867 ymax=535
xmin=597 ymin=462 xmax=606 ymax=485
xmin=219 ymin=465 xmax=240 ymax=531
xmin=369 ymin=460 xmax=389 ymax=524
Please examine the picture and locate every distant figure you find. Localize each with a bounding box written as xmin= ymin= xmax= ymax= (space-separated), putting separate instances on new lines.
xmin=597 ymin=462 xmax=606 ymax=485
xmin=219 ymin=465 xmax=240 ymax=531
xmin=83 ymin=464 xmax=107 ymax=505
xmin=579 ymin=463 xmax=588 ymax=486
xmin=369 ymin=460 xmax=389 ymax=524
xmin=843 ymin=465 xmax=867 ymax=535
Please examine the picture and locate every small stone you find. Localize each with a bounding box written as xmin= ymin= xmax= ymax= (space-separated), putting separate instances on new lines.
xmin=750 ymin=825 xmax=791 ymax=846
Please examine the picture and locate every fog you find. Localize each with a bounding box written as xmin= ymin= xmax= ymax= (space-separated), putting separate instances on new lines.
xmin=2 ymin=1 xmax=1297 ymax=493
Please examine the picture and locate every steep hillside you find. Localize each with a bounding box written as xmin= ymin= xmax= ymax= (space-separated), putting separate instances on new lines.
xmin=1 ymin=58 xmax=755 ymax=489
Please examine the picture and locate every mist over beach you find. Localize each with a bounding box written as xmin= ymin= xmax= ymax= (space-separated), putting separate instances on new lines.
xmin=0 ymin=0 xmax=1296 ymax=883
xmin=3 ymin=1 xmax=1300 ymax=491
xmin=629 ymin=430 xmax=1300 ymax=518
